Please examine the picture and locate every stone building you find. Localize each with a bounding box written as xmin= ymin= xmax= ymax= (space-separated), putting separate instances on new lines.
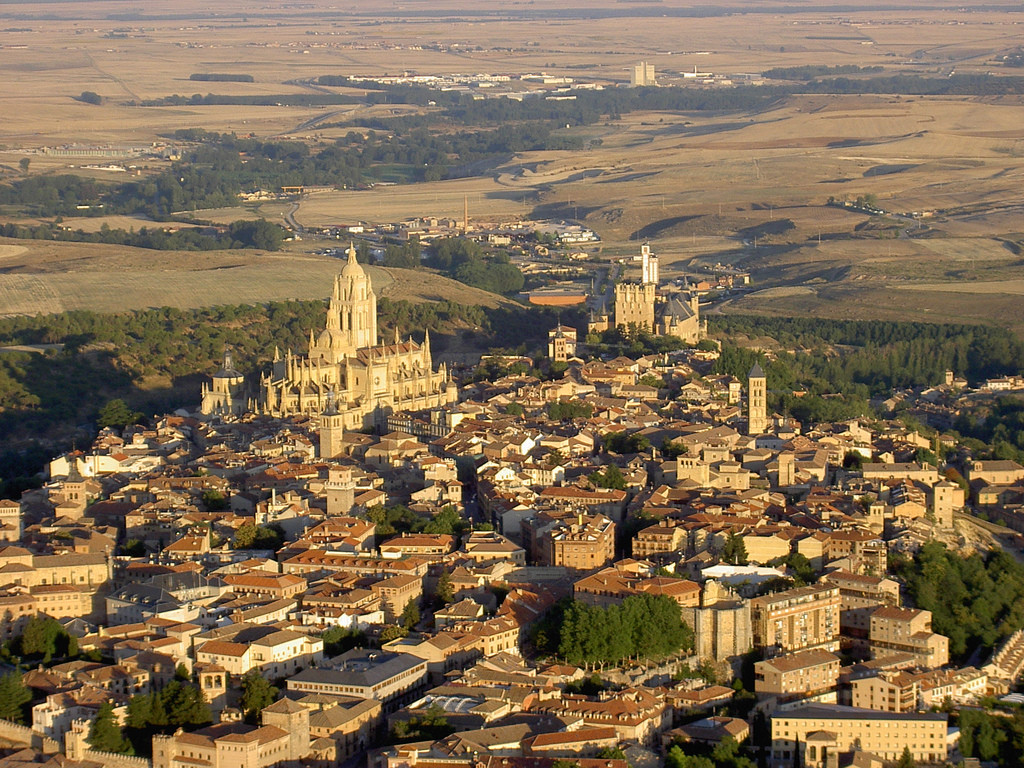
xmin=588 ymin=243 xmax=703 ymax=343
xmin=547 ymin=325 xmax=578 ymax=362
xmin=770 ymin=705 xmax=947 ymax=768
xmin=543 ymin=513 xmax=616 ymax=571
xmin=201 ymin=245 xmax=457 ymax=428
xmin=747 ymin=363 xmax=767 ymax=435
xmin=151 ymin=697 xmax=317 ymax=768
xmin=0 ymin=500 xmax=22 ymax=542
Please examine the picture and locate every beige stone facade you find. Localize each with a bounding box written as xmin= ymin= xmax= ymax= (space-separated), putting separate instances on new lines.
xmin=754 ymin=649 xmax=841 ymax=698
xmin=770 ymin=704 xmax=947 ymax=767
xmin=544 ymin=514 xmax=615 ymax=571
xmin=869 ymin=606 xmax=948 ymax=668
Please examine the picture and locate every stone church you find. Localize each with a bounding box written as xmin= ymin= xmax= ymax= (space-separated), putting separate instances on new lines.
xmin=201 ymin=244 xmax=457 ymax=428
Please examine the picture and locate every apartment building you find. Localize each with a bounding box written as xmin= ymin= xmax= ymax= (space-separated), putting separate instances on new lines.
xmin=821 ymin=570 xmax=900 ymax=648
xmin=869 ymin=606 xmax=949 ymax=668
xmin=754 ymin=649 xmax=841 ymax=698
xmin=850 ymin=671 xmax=920 ymax=713
xmin=750 ymin=584 xmax=840 ymax=655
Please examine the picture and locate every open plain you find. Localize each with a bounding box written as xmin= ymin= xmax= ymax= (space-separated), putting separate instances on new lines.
xmin=1 ymin=0 xmax=1023 ymax=332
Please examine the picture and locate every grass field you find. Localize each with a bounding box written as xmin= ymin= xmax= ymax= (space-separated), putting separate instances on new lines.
xmin=0 ymin=237 xmax=512 ymax=317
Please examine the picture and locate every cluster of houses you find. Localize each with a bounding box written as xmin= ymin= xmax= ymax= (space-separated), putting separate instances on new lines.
xmin=1 ymin=330 xmax=1023 ymax=768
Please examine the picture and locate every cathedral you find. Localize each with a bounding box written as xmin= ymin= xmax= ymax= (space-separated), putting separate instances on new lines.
xmin=201 ymin=244 xmax=457 ymax=429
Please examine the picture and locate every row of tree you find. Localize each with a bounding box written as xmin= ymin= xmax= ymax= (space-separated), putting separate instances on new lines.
xmin=0 ymin=219 xmax=286 ymax=252
xmin=534 ymin=594 xmax=693 ymax=666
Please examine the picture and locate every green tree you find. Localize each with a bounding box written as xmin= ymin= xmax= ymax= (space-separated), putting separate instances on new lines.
xmin=321 ymin=626 xmax=365 ymax=656
xmin=422 ymin=505 xmax=466 ymax=536
xmin=390 ymin=703 xmax=453 ymax=743
xmin=97 ymin=398 xmax=142 ymax=429
xmin=159 ymin=680 xmax=211 ymax=726
xmin=232 ymin=521 xmax=284 ymax=550
xmin=379 ymin=624 xmax=408 ymax=643
xmin=401 ymin=598 xmax=420 ymax=631
xmin=18 ymin=158 xmax=30 ymax=174
xmin=0 ymin=671 xmax=32 ymax=723
xmin=664 ymin=745 xmax=713 ymax=768
xmin=895 ymin=747 xmax=915 ymax=768
xmin=122 ymin=539 xmax=146 ymax=557
xmin=435 ymin=571 xmax=455 ymax=605
xmin=202 ymin=490 xmax=228 ymax=511
xmin=589 ymin=463 xmax=627 ymax=490
xmin=89 ymin=702 xmax=134 ymax=754
xmin=504 ymin=402 xmax=525 ymax=417
xmin=240 ymin=671 xmax=278 ymax=720
xmin=20 ymin=616 xmax=67 ymax=662
xmin=721 ymin=533 xmax=748 ymax=565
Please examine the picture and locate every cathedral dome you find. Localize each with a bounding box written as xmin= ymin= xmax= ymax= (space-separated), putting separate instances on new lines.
xmin=341 ymin=243 xmax=366 ymax=280
xmin=318 ymin=327 xmax=346 ymax=349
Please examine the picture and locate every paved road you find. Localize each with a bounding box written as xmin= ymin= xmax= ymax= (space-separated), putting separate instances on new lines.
xmin=283 ymin=201 xmax=302 ymax=233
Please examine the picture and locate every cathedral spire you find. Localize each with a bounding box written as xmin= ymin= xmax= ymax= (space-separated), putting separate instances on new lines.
xmin=394 ymin=327 xmax=400 ymax=345
xmin=347 ymin=241 xmax=357 ymax=264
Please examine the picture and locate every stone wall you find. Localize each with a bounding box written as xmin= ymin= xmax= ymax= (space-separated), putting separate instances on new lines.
xmin=0 ymin=718 xmax=60 ymax=753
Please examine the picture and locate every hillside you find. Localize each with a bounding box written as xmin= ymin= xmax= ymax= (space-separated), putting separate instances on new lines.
xmin=0 ymin=238 xmax=514 ymax=317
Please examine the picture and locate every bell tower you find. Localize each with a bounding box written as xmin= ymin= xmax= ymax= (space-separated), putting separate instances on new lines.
xmin=319 ymin=392 xmax=346 ymax=459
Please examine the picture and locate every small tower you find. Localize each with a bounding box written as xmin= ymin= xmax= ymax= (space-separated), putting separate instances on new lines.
xmin=0 ymin=500 xmax=21 ymax=542
xmin=445 ymin=371 xmax=459 ymax=405
xmin=319 ymin=391 xmax=346 ymax=459
xmin=325 ymin=465 xmax=356 ymax=517
xmin=777 ymin=451 xmax=795 ymax=487
xmin=196 ymin=664 xmax=228 ymax=713
xmin=931 ymin=480 xmax=962 ymax=529
xmin=261 ymin=698 xmax=310 ymax=761
xmin=549 ymin=327 xmax=568 ymax=362
xmin=641 ymin=242 xmax=659 ymax=285
xmin=747 ymin=362 xmax=767 ymax=435
xmin=201 ymin=348 xmax=247 ymax=417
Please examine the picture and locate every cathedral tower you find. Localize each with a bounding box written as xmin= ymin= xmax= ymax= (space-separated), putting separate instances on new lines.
xmin=314 ymin=244 xmax=377 ymax=363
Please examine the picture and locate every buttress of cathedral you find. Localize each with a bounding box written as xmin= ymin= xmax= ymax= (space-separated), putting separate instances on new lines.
xmin=588 ymin=242 xmax=706 ymax=344
xmin=201 ymin=244 xmax=457 ymax=428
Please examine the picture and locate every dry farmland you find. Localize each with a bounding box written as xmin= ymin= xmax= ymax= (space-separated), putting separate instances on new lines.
xmin=0 ymin=0 xmax=1022 ymax=331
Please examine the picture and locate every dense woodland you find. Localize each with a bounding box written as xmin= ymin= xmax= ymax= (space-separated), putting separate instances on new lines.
xmin=710 ymin=315 xmax=1024 ymax=426
xmin=890 ymin=541 xmax=1024 ymax=663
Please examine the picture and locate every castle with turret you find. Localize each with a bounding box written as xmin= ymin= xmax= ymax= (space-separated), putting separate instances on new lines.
xmin=200 ymin=244 xmax=457 ymax=428
xmin=589 ymin=242 xmax=705 ymax=343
